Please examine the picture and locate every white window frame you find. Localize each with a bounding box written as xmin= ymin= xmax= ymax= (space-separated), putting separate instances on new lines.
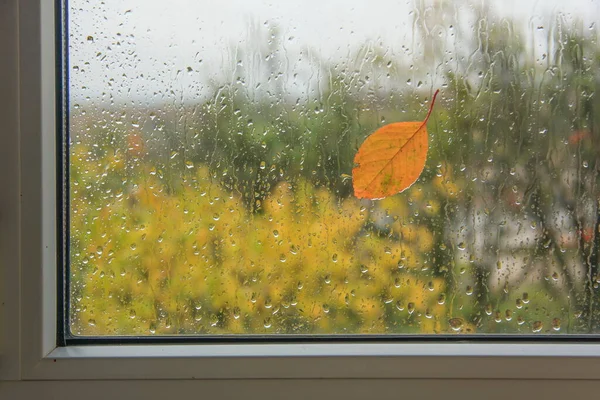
xmin=2 ymin=0 xmax=600 ymax=397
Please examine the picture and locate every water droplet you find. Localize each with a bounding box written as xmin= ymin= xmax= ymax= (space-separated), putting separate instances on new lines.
xmin=449 ymin=318 xmax=464 ymax=331
xmin=332 ymin=253 xmax=338 ymax=262
xmin=129 ymin=310 xmax=136 ymax=319
xmin=466 ymin=285 xmax=473 ymax=296
xmin=457 ymin=242 xmax=466 ymax=250
xmin=552 ymin=318 xmax=561 ymax=331
xmin=407 ymin=302 xmax=415 ymax=314
xmin=88 ymin=319 xmax=96 ymax=326
xmin=515 ymin=298 xmax=523 ymax=309
xmin=263 ymin=318 xmax=272 ymax=329
xmin=494 ymin=311 xmax=502 ymax=323
xmin=485 ymin=304 xmax=493 ymax=315
xmin=272 ymin=230 xmax=279 ymax=238
xmin=279 ymin=254 xmax=287 ymax=263
xmin=437 ymin=294 xmax=446 ymax=305
xmin=259 ymin=161 xmax=266 ymax=170
xmin=532 ymin=321 xmax=543 ymax=332
xmin=522 ymin=292 xmax=529 ymax=303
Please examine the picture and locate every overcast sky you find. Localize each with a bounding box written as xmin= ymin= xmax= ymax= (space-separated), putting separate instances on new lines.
xmin=68 ymin=0 xmax=599 ymax=104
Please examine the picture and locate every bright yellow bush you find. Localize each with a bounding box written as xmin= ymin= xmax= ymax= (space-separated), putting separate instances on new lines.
xmin=70 ymin=143 xmax=453 ymax=336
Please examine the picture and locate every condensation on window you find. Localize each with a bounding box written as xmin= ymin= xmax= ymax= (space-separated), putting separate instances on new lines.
xmin=68 ymin=0 xmax=600 ymax=335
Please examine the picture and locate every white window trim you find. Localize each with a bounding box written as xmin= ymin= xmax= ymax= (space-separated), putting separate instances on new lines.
xmin=2 ymin=0 xmax=600 ymax=396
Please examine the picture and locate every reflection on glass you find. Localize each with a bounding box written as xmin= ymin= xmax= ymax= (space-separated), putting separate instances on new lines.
xmin=68 ymin=0 xmax=600 ymax=335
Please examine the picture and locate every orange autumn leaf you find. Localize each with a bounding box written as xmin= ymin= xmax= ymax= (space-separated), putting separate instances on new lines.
xmin=352 ymin=89 xmax=439 ymax=199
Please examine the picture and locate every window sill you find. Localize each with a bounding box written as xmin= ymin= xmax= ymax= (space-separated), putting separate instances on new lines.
xmin=20 ymin=342 xmax=600 ymax=380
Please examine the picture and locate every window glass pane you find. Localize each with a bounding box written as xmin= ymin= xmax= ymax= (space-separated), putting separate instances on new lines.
xmin=68 ymin=0 xmax=600 ymax=336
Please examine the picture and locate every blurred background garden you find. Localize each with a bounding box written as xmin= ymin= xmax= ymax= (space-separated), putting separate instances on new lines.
xmin=68 ymin=0 xmax=600 ymax=335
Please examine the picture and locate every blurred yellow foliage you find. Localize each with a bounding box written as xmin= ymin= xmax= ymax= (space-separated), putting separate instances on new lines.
xmin=70 ymin=144 xmax=454 ymax=336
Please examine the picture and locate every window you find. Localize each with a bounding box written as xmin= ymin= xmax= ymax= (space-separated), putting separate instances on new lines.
xmin=67 ymin=0 xmax=600 ymax=338
xmin=2 ymin=0 xmax=600 ymax=397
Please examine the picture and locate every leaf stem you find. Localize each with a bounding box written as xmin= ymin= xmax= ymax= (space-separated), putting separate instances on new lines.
xmin=423 ymin=89 xmax=440 ymax=124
